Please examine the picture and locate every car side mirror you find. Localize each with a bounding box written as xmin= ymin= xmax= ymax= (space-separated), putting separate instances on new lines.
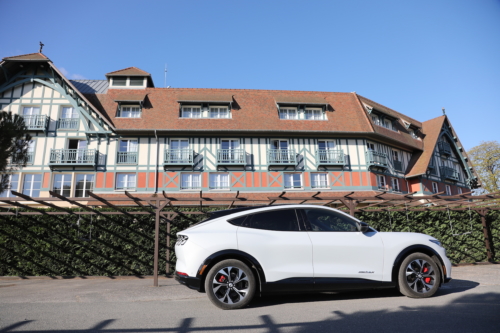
xmin=359 ymin=221 xmax=370 ymax=233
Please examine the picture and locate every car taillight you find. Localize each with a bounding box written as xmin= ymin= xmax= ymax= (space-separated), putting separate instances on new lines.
xmin=176 ymin=235 xmax=188 ymax=246
xmin=177 ymin=272 xmax=189 ymax=276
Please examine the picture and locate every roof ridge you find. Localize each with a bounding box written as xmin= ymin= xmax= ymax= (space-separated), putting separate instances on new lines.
xmin=2 ymin=52 xmax=49 ymax=60
xmin=106 ymin=66 xmax=150 ymax=75
xmin=143 ymin=87 xmax=353 ymax=94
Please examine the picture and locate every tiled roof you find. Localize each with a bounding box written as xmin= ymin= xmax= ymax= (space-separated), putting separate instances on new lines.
xmin=113 ymin=92 xmax=148 ymax=102
xmin=177 ymin=92 xmax=234 ymax=103
xmin=275 ymin=95 xmax=328 ymax=105
xmin=2 ymin=53 xmax=49 ymax=61
xmin=71 ymin=80 xmax=109 ymax=94
xmin=357 ymin=95 xmax=422 ymax=128
xmin=405 ymin=116 xmax=445 ymax=178
xmin=105 ymin=67 xmax=150 ymax=76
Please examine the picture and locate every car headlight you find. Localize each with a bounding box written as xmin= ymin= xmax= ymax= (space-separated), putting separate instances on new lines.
xmin=176 ymin=235 xmax=188 ymax=246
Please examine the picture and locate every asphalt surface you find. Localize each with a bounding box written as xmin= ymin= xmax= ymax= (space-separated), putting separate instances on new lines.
xmin=0 ymin=265 xmax=499 ymax=332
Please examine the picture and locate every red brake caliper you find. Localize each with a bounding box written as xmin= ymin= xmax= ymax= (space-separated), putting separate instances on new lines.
xmin=424 ymin=277 xmax=432 ymax=284
xmin=218 ymin=275 xmax=226 ymax=283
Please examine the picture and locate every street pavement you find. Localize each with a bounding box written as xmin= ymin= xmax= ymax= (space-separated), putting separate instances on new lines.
xmin=0 ymin=264 xmax=499 ymax=332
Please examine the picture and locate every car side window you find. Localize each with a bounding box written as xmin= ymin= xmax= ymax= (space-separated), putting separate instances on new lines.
xmin=303 ymin=208 xmax=358 ymax=232
xmin=243 ymin=209 xmax=300 ymax=231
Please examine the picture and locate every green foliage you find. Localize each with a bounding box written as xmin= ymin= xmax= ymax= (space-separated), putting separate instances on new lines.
xmin=357 ymin=210 xmax=500 ymax=264
xmin=468 ymin=140 xmax=500 ymax=193
xmin=0 ymin=111 xmax=32 ymax=193
xmin=0 ymin=208 xmax=498 ymax=276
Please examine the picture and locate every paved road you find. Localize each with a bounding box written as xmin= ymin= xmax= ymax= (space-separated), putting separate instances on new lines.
xmin=1 ymin=265 xmax=499 ymax=332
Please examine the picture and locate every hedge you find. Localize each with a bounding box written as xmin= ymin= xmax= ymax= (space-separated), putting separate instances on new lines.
xmin=0 ymin=208 xmax=498 ymax=276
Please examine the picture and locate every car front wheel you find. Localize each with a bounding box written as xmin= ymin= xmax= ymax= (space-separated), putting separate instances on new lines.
xmin=398 ymin=252 xmax=441 ymax=298
xmin=204 ymin=259 xmax=256 ymax=310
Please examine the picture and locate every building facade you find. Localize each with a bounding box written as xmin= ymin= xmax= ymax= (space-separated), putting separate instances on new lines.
xmin=0 ymin=53 xmax=480 ymax=201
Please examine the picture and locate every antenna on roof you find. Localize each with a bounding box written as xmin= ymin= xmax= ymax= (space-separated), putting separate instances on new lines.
xmin=39 ymin=41 xmax=44 ymax=53
xmin=164 ymin=63 xmax=167 ymax=88
xmin=442 ymin=107 xmax=446 ymax=115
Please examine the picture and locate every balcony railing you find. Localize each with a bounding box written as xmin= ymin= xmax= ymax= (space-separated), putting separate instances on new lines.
xmin=117 ymin=151 xmax=138 ymax=164
xmin=316 ymin=149 xmax=345 ymax=166
xmin=57 ymin=118 xmax=79 ymax=130
xmin=22 ymin=115 xmax=49 ymax=131
xmin=267 ymin=149 xmax=296 ymax=165
xmin=9 ymin=152 xmax=34 ymax=165
xmin=217 ymin=149 xmax=246 ymax=165
xmin=393 ymin=160 xmax=403 ymax=172
xmin=366 ymin=151 xmax=389 ymax=169
xmin=438 ymin=141 xmax=452 ymax=156
xmin=49 ymin=149 xmax=97 ymax=166
xmin=440 ymin=166 xmax=460 ymax=182
xmin=164 ymin=149 xmax=194 ymax=165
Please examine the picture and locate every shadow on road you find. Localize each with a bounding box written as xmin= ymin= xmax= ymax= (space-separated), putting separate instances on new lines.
xmin=1 ymin=282 xmax=494 ymax=333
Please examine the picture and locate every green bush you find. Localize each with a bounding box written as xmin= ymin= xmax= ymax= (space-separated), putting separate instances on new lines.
xmin=0 ymin=208 xmax=498 ymax=276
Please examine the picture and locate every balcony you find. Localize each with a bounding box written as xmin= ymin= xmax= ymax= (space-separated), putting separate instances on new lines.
xmin=393 ymin=160 xmax=403 ymax=172
xmin=440 ymin=166 xmax=460 ymax=182
xmin=9 ymin=152 xmax=34 ymax=166
xmin=316 ymin=149 xmax=345 ymax=166
xmin=22 ymin=115 xmax=49 ymax=131
xmin=217 ymin=149 xmax=246 ymax=165
xmin=117 ymin=152 xmax=138 ymax=165
xmin=49 ymin=149 xmax=97 ymax=166
xmin=366 ymin=151 xmax=389 ymax=169
xmin=267 ymin=149 xmax=296 ymax=165
xmin=164 ymin=149 xmax=194 ymax=165
xmin=57 ymin=118 xmax=79 ymax=130
xmin=438 ymin=141 xmax=452 ymax=156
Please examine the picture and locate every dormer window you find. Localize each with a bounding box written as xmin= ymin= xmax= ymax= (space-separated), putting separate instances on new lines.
xmin=210 ymin=107 xmax=230 ymax=118
xmin=409 ymin=129 xmax=419 ymax=139
xmin=106 ymin=67 xmax=154 ymax=89
xmin=113 ymin=77 xmax=127 ymax=86
xmin=118 ymin=106 xmax=141 ymax=118
xmin=111 ymin=77 xmax=145 ymax=88
xmin=305 ymin=108 xmax=324 ymax=120
xmin=279 ymin=108 xmax=298 ymax=119
xmin=181 ymin=106 xmax=202 ymax=118
xmin=129 ymin=77 xmax=145 ymax=86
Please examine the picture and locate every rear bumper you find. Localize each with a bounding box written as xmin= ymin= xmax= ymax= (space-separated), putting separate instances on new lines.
xmin=174 ymin=272 xmax=202 ymax=291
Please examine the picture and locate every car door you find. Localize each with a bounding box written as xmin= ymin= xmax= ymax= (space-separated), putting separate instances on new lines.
xmin=301 ymin=208 xmax=384 ymax=283
xmin=236 ymin=208 xmax=314 ymax=286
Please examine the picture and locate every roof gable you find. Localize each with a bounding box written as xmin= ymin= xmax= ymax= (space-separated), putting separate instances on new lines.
xmin=106 ymin=67 xmax=150 ymax=76
xmin=2 ymin=52 xmax=49 ymax=61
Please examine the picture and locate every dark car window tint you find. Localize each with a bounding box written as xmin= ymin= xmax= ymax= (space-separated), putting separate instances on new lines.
xmin=304 ymin=209 xmax=358 ymax=232
xmin=228 ymin=215 xmax=247 ymax=226
xmin=245 ymin=209 xmax=300 ymax=231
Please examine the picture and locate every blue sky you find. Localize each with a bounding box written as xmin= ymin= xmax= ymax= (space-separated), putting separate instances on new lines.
xmin=1 ymin=0 xmax=499 ymax=150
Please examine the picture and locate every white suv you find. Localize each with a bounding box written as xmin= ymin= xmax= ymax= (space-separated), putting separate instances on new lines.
xmin=174 ymin=205 xmax=452 ymax=310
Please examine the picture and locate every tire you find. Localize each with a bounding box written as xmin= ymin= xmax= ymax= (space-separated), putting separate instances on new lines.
xmin=204 ymin=259 xmax=256 ymax=310
xmin=398 ymin=252 xmax=441 ymax=298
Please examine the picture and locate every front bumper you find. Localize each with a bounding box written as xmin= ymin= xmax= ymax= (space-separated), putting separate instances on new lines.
xmin=174 ymin=272 xmax=202 ymax=291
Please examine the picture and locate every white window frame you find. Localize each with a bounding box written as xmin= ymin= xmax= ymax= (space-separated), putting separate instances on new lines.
xmin=366 ymin=142 xmax=376 ymax=151
xmin=458 ymin=187 xmax=462 ymax=194
xmin=311 ymin=173 xmax=329 ymax=189
xmin=371 ymin=115 xmax=380 ymax=125
xmin=111 ymin=77 xmax=127 ymax=87
xmin=129 ymin=77 xmax=145 ymax=87
xmin=279 ymin=108 xmax=298 ymax=120
xmin=22 ymin=174 xmax=42 ymax=197
xmin=271 ymin=139 xmax=289 ymax=150
xmin=181 ymin=173 xmax=201 ymax=190
xmin=75 ymin=174 xmax=95 ymax=198
xmin=284 ymin=173 xmax=302 ymax=189
xmin=119 ymin=139 xmax=138 ymax=152
xmin=209 ymin=173 xmax=230 ymax=190
xmin=181 ymin=106 xmax=202 ymax=118
xmin=22 ymin=106 xmax=40 ymax=116
xmin=378 ymin=175 xmax=386 ymax=190
xmin=445 ymin=185 xmax=451 ymax=196
xmin=52 ymin=174 xmax=72 ymax=197
xmin=117 ymin=105 xmax=141 ymax=118
xmin=305 ymin=108 xmax=324 ymax=120
xmin=432 ymin=182 xmax=439 ymax=194
xmin=209 ymin=106 xmax=230 ymax=119
xmin=116 ymin=173 xmax=136 ymax=191
xmin=392 ymin=150 xmax=399 ymax=161
xmin=391 ymin=178 xmax=400 ymax=192
xmin=384 ymin=119 xmax=392 ymax=130
xmin=0 ymin=174 xmax=19 ymax=197
xmin=318 ymin=140 xmax=336 ymax=150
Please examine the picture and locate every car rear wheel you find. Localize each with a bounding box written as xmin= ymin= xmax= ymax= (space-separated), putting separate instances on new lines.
xmin=398 ymin=252 xmax=441 ymax=298
xmin=205 ymin=259 xmax=256 ymax=310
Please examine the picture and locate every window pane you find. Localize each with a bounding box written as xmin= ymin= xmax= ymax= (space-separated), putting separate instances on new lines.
xmin=113 ymin=78 xmax=126 ymax=86
xmin=129 ymin=77 xmax=144 ymax=86
xmin=246 ymin=209 xmax=299 ymax=231
xmin=75 ymin=174 xmax=94 ymax=197
xmin=304 ymin=208 xmax=358 ymax=232
xmin=53 ymin=174 xmax=72 ymax=197
xmin=312 ymin=173 xmax=328 ymax=188
xmin=23 ymin=174 xmax=41 ymax=197
xmin=0 ymin=174 xmax=19 ymax=197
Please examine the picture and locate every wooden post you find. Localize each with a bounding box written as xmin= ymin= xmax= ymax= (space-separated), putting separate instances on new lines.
xmin=340 ymin=198 xmax=358 ymax=217
xmin=478 ymin=209 xmax=494 ymax=262
xmin=153 ymin=199 xmax=160 ymax=287
xmin=166 ymin=221 xmax=171 ymax=275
